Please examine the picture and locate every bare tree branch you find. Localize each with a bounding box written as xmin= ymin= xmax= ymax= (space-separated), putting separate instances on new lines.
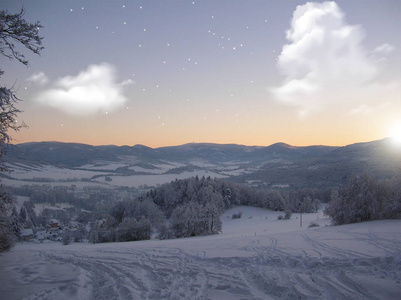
xmin=0 ymin=7 xmax=43 ymax=252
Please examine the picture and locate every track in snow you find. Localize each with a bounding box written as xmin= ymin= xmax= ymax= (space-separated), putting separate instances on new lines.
xmin=0 ymin=218 xmax=400 ymax=299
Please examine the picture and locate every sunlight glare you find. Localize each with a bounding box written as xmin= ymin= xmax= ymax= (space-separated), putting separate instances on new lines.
xmin=390 ymin=123 xmax=401 ymax=146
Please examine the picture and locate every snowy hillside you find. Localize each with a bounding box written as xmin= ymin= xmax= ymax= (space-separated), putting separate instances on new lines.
xmin=0 ymin=206 xmax=400 ymax=299
xmin=3 ymin=138 xmax=399 ymax=190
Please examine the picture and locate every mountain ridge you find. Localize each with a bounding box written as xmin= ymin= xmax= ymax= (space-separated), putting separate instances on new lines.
xmin=6 ymin=140 xmax=341 ymax=167
xmin=12 ymin=140 xmax=342 ymax=149
xmin=2 ymin=138 xmax=400 ymax=189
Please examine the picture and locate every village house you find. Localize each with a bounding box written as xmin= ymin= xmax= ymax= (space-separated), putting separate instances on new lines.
xmin=46 ymin=219 xmax=63 ymax=241
xmin=47 ymin=219 xmax=61 ymax=230
xmin=35 ymin=229 xmax=48 ymax=241
xmin=19 ymin=228 xmax=34 ymax=241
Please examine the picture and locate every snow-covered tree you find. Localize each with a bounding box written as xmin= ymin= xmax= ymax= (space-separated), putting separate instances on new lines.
xmin=264 ymin=190 xmax=288 ymax=211
xmin=325 ymin=174 xmax=400 ymax=225
xmin=169 ymin=201 xmax=221 ymax=238
xmin=0 ymin=191 xmax=14 ymax=251
xmin=204 ymin=202 xmax=222 ymax=234
xmin=117 ymin=217 xmax=151 ymax=242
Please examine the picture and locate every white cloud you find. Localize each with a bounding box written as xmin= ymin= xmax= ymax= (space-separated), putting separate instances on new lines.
xmin=119 ymin=79 xmax=134 ymax=87
xmin=26 ymin=72 xmax=49 ymax=86
xmin=34 ymin=63 xmax=131 ymax=115
xmin=269 ymin=1 xmax=398 ymax=116
xmin=373 ymin=43 xmax=395 ymax=54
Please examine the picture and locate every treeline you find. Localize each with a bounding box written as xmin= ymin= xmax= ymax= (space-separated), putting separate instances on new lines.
xmin=6 ymin=185 xmax=139 ymax=238
xmin=97 ymin=174 xmax=401 ymax=243
xmin=11 ymin=174 xmax=398 ymax=245
xmin=7 ymin=185 xmax=139 ymax=211
xmin=324 ymin=175 xmax=401 ymax=225
xmin=90 ymin=198 xmax=165 ymax=243
xmin=145 ymin=176 xmax=326 ymax=215
xmin=94 ymin=176 xmax=326 ymax=243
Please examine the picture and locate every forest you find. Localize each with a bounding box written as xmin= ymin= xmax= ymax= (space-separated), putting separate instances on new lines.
xmin=7 ymin=173 xmax=401 ymax=245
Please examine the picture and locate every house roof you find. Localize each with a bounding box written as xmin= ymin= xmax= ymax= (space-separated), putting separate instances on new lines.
xmin=20 ymin=229 xmax=34 ymax=236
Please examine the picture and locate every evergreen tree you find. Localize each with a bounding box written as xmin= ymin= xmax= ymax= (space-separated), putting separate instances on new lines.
xmin=19 ymin=207 xmax=26 ymax=220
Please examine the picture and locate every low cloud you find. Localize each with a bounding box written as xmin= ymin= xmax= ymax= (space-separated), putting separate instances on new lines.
xmin=373 ymin=43 xmax=395 ymax=54
xmin=269 ymin=1 xmax=398 ymax=116
xmin=119 ymin=79 xmax=135 ymax=87
xmin=26 ymin=72 xmax=49 ymax=86
xmin=34 ymin=63 xmax=132 ymax=115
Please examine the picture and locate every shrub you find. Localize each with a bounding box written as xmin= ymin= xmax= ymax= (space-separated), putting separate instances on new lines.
xmin=117 ymin=217 xmax=151 ymax=242
xmin=277 ymin=215 xmax=284 ymax=220
xmin=62 ymin=230 xmax=71 ymax=245
xmin=308 ymin=221 xmax=319 ymax=228
xmin=0 ymin=225 xmax=14 ymax=252
xmin=284 ymin=210 xmax=292 ymax=220
xmin=232 ymin=212 xmax=242 ymax=219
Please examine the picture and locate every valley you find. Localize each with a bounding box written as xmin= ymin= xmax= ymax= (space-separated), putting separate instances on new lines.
xmin=2 ymin=138 xmax=400 ymax=190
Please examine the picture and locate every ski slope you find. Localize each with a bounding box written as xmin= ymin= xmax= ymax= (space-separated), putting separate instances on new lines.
xmin=0 ymin=207 xmax=400 ymax=299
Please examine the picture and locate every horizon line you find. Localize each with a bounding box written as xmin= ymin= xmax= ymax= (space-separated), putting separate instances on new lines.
xmin=10 ymin=137 xmax=390 ymax=149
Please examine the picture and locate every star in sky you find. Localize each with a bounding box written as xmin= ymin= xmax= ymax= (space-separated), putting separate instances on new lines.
xmin=1 ymin=0 xmax=399 ymax=147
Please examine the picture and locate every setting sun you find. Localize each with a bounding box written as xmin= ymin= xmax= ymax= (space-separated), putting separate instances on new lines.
xmin=390 ymin=124 xmax=401 ymax=146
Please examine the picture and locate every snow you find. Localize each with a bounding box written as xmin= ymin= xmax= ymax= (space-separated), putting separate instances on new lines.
xmin=2 ymin=161 xmax=228 ymax=189
xmin=0 ymin=207 xmax=400 ymax=299
xmin=79 ymin=162 xmax=129 ymax=170
xmin=221 ymin=206 xmax=331 ymax=237
xmin=33 ymin=203 xmax=73 ymax=215
xmin=220 ymin=168 xmax=247 ymax=176
xmin=95 ymin=170 xmax=227 ymax=188
xmin=216 ymin=164 xmax=258 ymax=176
xmin=19 ymin=229 xmax=33 ymax=237
xmin=127 ymin=162 xmax=187 ymax=174
xmin=0 ymin=178 xmax=110 ymax=189
xmin=6 ymin=163 xmax=104 ymax=180
xmin=189 ymin=160 xmax=217 ymax=168
xmin=14 ymin=195 xmax=29 ymax=212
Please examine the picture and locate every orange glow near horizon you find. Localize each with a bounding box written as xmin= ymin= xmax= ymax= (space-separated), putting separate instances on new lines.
xmin=11 ymin=106 xmax=395 ymax=148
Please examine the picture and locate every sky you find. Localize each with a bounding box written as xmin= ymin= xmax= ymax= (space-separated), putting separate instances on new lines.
xmin=1 ymin=0 xmax=400 ymax=147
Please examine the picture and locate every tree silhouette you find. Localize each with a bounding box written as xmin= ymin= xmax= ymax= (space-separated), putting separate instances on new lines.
xmin=0 ymin=7 xmax=43 ymax=252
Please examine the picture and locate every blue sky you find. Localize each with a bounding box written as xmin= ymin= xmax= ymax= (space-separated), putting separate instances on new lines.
xmin=1 ymin=0 xmax=400 ymax=147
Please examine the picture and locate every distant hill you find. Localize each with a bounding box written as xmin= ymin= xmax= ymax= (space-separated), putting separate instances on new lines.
xmin=238 ymin=139 xmax=401 ymax=188
xmin=5 ymin=141 xmax=337 ymax=167
xmin=3 ymin=138 xmax=400 ymax=189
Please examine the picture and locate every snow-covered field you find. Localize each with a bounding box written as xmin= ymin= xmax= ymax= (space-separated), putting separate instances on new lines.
xmin=96 ymin=170 xmax=227 ymax=187
xmin=2 ymin=161 xmax=228 ymax=188
xmin=33 ymin=203 xmax=74 ymax=216
xmin=1 ymin=207 xmax=400 ymax=300
xmin=6 ymin=163 xmax=105 ymax=180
